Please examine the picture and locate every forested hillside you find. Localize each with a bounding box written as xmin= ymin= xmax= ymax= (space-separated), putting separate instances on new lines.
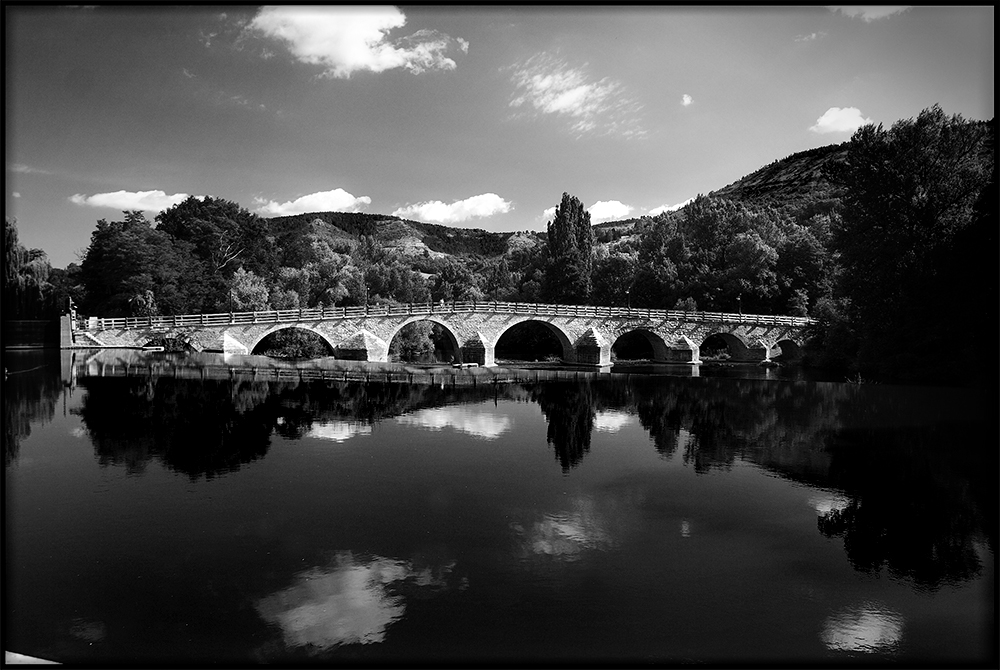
xmin=4 ymin=106 xmax=994 ymax=385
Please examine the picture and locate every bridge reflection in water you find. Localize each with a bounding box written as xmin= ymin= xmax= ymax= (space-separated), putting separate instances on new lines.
xmin=63 ymin=349 xmax=719 ymax=388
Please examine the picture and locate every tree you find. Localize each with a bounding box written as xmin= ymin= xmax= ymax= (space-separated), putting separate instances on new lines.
xmin=591 ymin=249 xmax=637 ymax=306
xmin=230 ymin=267 xmax=270 ymax=312
xmin=4 ymin=217 xmax=56 ymax=318
xmin=543 ymin=193 xmax=593 ymax=304
xmin=631 ymin=213 xmax=687 ymax=308
xmin=79 ymin=211 xmax=197 ymax=316
xmin=155 ymin=196 xmax=277 ymax=312
xmin=827 ymin=106 xmax=994 ymax=381
xmin=432 ymin=258 xmax=483 ymax=302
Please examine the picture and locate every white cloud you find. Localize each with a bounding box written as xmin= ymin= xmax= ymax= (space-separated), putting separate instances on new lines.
xmin=507 ymin=52 xmax=645 ymax=138
xmin=681 ymin=94 xmax=693 ymax=107
xmin=649 ymin=198 xmax=694 ymax=215
xmin=588 ymin=200 xmax=632 ymax=223
xmin=809 ymin=106 xmax=873 ymax=134
xmin=795 ymin=31 xmax=826 ymax=42
xmin=392 ymin=193 xmax=512 ymax=224
xmin=69 ymin=190 xmax=193 ymax=212
xmin=540 ymin=206 xmax=557 ymax=223
xmin=12 ymin=192 xmax=20 ymax=198
xmin=8 ymin=163 xmax=53 ymax=175
xmin=828 ymin=6 xmax=911 ymax=22
xmin=249 ymin=6 xmax=467 ymax=78
xmin=253 ymin=189 xmax=371 ymax=216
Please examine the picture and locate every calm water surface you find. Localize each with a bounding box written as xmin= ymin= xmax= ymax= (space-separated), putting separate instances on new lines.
xmin=4 ymin=350 xmax=996 ymax=666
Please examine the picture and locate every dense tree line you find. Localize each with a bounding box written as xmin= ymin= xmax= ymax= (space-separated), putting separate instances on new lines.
xmin=10 ymin=105 xmax=992 ymax=383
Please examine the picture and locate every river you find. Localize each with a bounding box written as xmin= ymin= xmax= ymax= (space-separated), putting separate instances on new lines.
xmin=4 ymin=350 xmax=996 ymax=665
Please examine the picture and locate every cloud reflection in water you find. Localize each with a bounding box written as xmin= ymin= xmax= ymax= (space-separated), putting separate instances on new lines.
xmin=256 ymin=552 xmax=456 ymax=650
xmin=593 ymin=410 xmax=634 ymax=433
xmin=394 ymin=407 xmax=511 ymax=440
xmin=306 ymin=421 xmax=373 ymax=443
xmin=513 ymin=496 xmax=614 ymax=560
xmin=821 ymin=602 xmax=904 ymax=653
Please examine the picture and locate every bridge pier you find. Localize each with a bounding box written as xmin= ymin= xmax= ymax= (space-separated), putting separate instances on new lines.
xmin=460 ymin=335 xmax=494 ymax=367
xmin=664 ymin=335 xmax=700 ymax=364
xmin=575 ymin=329 xmax=610 ymax=367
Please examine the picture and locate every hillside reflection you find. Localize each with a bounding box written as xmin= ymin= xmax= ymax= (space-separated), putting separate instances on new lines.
xmin=26 ymin=364 xmax=992 ymax=592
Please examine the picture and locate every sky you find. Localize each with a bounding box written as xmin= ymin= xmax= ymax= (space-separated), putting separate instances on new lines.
xmin=5 ymin=5 xmax=994 ymax=268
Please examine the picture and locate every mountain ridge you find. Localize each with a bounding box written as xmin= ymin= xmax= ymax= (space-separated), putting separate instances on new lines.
xmin=265 ymin=140 xmax=851 ymax=258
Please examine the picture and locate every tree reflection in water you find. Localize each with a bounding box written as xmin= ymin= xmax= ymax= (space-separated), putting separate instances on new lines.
xmin=4 ymin=351 xmax=65 ymax=466
xmin=66 ymin=370 xmax=994 ymax=592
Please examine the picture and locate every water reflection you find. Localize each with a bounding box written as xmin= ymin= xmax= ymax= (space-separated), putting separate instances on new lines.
xmin=255 ymin=551 xmax=458 ymax=651
xmin=593 ymin=410 xmax=633 ymax=433
xmin=513 ymin=496 xmax=615 ymax=560
xmin=3 ymin=351 xmax=66 ymax=466
xmin=820 ymin=602 xmax=904 ymax=653
xmin=26 ymin=356 xmax=996 ymax=595
xmin=306 ymin=421 xmax=372 ymax=443
xmin=395 ymin=407 xmax=511 ymax=440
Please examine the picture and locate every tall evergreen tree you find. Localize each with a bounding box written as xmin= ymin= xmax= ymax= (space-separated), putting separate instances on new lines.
xmin=543 ymin=192 xmax=593 ymax=304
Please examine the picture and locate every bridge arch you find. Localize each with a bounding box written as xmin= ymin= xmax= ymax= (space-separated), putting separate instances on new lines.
xmin=700 ymin=332 xmax=751 ymax=360
xmin=611 ymin=328 xmax=669 ymax=361
xmin=773 ymin=338 xmax=804 ymax=361
xmin=492 ymin=317 xmax=576 ymax=363
xmin=248 ymin=324 xmax=336 ymax=357
xmin=384 ymin=316 xmax=462 ymax=363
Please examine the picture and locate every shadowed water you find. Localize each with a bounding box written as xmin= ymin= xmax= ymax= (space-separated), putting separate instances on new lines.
xmin=4 ymin=350 xmax=996 ymax=665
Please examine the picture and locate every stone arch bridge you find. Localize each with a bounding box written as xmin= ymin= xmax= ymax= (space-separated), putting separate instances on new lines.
xmin=63 ymin=301 xmax=815 ymax=367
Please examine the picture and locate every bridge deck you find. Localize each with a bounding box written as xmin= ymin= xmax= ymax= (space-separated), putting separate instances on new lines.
xmin=75 ymin=300 xmax=815 ymax=332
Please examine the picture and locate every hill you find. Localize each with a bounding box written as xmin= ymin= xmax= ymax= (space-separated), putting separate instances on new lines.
xmin=263 ymin=140 xmax=850 ymax=261
xmin=708 ymin=142 xmax=848 ymax=204
xmin=267 ymin=211 xmax=545 ymax=259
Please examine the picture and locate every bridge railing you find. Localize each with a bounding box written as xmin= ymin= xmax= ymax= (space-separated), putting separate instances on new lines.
xmin=74 ymin=301 xmax=816 ymax=332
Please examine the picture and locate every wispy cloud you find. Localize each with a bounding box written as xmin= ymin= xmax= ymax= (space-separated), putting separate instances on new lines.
xmin=828 ymin=6 xmax=911 ymax=22
xmin=69 ymin=190 xmax=194 ymax=212
xmin=588 ymin=200 xmax=632 ymax=223
xmin=649 ymin=198 xmax=694 ymax=215
xmin=254 ymin=189 xmax=371 ymax=216
xmin=12 ymin=192 xmax=21 ymax=199
xmin=392 ymin=193 xmax=511 ymax=224
xmin=249 ymin=6 xmax=468 ymax=78
xmin=507 ymin=52 xmax=645 ymax=138
xmin=8 ymin=163 xmax=54 ymax=175
xmin=795 ymin=31 xmax=826 ymax=42
xmin=809 ymin=106 xmax=873 ymax=134
xmin=681 ymin=94 xmax=693 ymax=107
